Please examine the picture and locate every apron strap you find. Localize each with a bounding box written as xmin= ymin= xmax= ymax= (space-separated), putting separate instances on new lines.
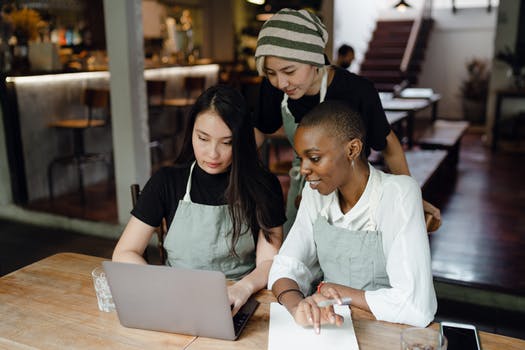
xmin=365 ymin=165 xmax=381 ymax=230
xmin=182 ymin=161 xmax=196 ymax=202
xmin=319 ymin=68 xmax=328 ymax=102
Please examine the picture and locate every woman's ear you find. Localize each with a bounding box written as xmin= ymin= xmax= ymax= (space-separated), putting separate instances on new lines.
xmin=345 ymin=139 xmax=363 ymax=161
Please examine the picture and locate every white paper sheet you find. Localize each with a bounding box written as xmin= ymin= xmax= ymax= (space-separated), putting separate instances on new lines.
xmin=267 ymin=302 xmax=360 ymax=350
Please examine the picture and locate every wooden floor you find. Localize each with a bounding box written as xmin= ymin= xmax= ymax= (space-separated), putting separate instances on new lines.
xmin=425 ymin=132 xmax=525 ymax=295
xmin=1 ymin=129 xmax=524 ymax=339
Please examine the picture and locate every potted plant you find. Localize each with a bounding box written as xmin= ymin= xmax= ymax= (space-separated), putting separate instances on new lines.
xmin=496 ymin=46 xmax=525 ymax=89
xmin=7 ymin=7 xmax=43 ymax=72
xmin=460 ymin=58 xmax=489 ymax=124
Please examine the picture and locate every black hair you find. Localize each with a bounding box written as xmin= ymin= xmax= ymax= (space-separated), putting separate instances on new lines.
xmin=338 ymin=44 xmax=354 ymax=56
xmin=298 ymin=100 xmax=367 ymax=161
xmin=176 ymin=85 xmax=280 ymax=254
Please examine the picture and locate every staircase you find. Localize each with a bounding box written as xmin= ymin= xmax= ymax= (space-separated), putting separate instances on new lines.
xmin=360 ymin=19 xmax=433 ymax=92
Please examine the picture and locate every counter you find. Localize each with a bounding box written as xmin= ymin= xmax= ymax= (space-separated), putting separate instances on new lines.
xmin=1 ymin=64 xmax=219 ymax=203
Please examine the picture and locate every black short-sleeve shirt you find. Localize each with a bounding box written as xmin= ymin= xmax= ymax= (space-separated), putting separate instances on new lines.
xmin=254 ymin=66 xmax=391 ymax=153
xmin=131 ymin=163 xmax=286 ymax=232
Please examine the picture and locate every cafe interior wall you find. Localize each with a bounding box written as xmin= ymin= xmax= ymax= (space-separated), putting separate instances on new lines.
xmin=416 ymin=5 xmax=497 ymax=121
xmin=417 ymin=0 xmax=523 ymax=143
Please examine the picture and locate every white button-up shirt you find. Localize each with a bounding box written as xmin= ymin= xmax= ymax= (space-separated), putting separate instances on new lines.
xmin=269 ymin=164 xmax=437 ymax=327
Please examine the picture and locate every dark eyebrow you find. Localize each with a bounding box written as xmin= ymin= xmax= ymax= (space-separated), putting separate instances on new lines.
xmin=195 ymin=128 xmax=232 ymax=140
xmin=293 ymin=147 xmax=320 ymax=155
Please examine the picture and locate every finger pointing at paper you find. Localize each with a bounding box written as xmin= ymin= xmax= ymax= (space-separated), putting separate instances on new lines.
xmin=292 ymin=293 xmax=346 ymax=334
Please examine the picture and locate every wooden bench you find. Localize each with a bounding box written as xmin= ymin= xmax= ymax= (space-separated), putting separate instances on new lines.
xmin=405 ymin=149 xmax=448 ymax=192
xmin=417 ymin=120 xmax=470 ymax=167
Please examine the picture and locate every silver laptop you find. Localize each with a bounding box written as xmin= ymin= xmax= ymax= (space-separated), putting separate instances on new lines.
xmin=102 ymin=261 xmax=259 ymax=340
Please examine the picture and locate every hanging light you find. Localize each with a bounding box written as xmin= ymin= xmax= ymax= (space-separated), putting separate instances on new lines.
xmin=246 ymin=0 xmax=265 ymax=5
xmin=393 ymin=0 xmax=411 ymax=12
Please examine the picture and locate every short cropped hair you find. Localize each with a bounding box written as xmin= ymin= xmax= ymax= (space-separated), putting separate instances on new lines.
xmin=299 ymin=100 xmax=366 ymax=157
xmin=337 ymin=44 xmax=354 ymax=57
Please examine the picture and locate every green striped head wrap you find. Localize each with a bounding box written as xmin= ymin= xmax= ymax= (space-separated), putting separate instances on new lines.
xmin=255 ymin=8 xmax=328 ymax=67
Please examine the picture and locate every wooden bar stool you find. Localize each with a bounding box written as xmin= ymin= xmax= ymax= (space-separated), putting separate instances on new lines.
xmin=47 ymin=88 xmax=112 ymax=204
xmin=163 ymin=76 xmax=206 ymax=158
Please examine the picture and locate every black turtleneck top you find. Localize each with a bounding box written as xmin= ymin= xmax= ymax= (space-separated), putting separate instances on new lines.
xmin=131 ymin=163 xmax=286 ymax=231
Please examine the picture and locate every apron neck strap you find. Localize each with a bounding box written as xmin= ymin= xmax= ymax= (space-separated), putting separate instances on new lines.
xmin=183 ymin=161 xmax=197 ymax=201
xmin=365 ymin=165 xmax=381 ymax=230
xmin=319 ymin=68 xmax=328 ymax=102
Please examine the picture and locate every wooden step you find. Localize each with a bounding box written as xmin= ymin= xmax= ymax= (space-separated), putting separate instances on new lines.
xmin=361 ymin=59 xmax=401 ymax=71
xmin=365 ymin=51 xmax=404 ymax=60
xmin=376 ymin=20 xmax=413 ymax=26
xmin=368 ymin=46 xmax=405 ymax=54
xmin=376 ymin=20 xmax=413 ymax=31
xmin=373 ymin=27 xmax=412 ymax=36
xmin=372 ymin=32 xmax=411 ymax=42
xmin=368 ymin=39 xmax=408 ymax=48
xmin=360 ymin=70 xmax=403 ymax=78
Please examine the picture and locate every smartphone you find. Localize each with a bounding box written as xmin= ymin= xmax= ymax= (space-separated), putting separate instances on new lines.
xmin=440 ymin=321 xmax=482 ymax=350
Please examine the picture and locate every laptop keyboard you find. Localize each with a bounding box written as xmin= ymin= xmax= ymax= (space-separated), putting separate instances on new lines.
xmin=233 ymin=297 xmax=259 ymax=336
xmin=233 ymin=311 xmax=250 ymax=334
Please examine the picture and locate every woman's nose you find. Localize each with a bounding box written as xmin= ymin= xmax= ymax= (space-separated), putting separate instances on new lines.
xmin=277 ymin=74 xmax=288 ymax=89
xmin=208 ymin=143 xmax=220 ymax=158
xmin=300 ymin=162 xmax=311 ymax=176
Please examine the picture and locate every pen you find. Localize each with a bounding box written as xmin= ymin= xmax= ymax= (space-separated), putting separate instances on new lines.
xmin=317 ymin=297 xmax=352 ymax=308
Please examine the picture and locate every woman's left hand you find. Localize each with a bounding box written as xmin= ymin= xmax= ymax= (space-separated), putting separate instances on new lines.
xmin=227 ymin=282 xmax=252 ymax=316
xmin=423 ymin=199 xmax=441 ymax=232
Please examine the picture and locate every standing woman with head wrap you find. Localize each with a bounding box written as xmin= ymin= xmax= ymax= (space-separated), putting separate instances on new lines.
xmin=252 ymin=8 xmax=440 ymax=234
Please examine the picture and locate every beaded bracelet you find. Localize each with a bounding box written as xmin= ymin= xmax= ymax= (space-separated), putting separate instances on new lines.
xmin=276 ymin=288 xmax=305 ymax=305
xmin=316 ymin=280 xmax=327 ymax=294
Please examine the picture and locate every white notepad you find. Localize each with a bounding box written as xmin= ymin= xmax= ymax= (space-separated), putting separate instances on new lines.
xmin=268 ymin=302 xmax=360 ymax=350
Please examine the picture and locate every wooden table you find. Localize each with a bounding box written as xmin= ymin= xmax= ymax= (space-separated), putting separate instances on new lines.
xmin=1 ymin=253 xmax=523 ymax=349
xmin=381 ymin=94 xmax=441 ymax=148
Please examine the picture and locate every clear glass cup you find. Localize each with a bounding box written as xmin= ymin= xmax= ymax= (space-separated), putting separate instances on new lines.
xmin=91 ymin=266 xmax=115 ymax=312
xmin=401 ymin=327 xmax=447 ymax=350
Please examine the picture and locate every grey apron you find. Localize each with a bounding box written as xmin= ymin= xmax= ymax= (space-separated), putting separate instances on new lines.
xmin=163 ymin=162 xmax=255 ymax=280
xmin=312 ymin=176 xmax=391 ymax=291
xmin=281 ymin=69 xmax=328 ymax=235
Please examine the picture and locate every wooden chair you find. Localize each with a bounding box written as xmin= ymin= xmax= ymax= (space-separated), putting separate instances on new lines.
xmin=130 ymin=184 xmax=167 ymax=264
xmin=47 ymin=88 xmax=112 ymax=204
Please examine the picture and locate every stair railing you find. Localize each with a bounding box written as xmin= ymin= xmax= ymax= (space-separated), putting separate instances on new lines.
xmin=400 ymin=0 xmax=433 ymax=74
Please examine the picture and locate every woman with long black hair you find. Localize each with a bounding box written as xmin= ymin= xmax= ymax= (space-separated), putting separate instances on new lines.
xmin=113 ymin=85 xmax=285 ymax=315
